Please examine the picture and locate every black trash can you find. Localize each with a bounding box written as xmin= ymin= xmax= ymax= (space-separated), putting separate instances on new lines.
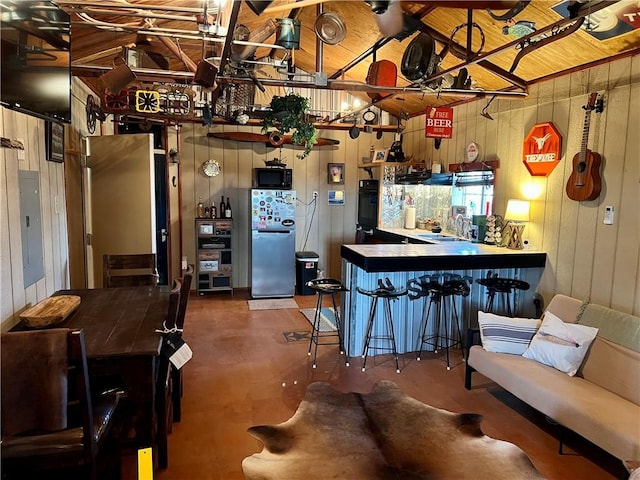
xmin=295 ymin=251 xmax=319 ymax=295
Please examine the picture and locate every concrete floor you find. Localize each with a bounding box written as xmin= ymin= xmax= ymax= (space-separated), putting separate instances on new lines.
xmin=123 ymin=290 xmax=624 ymax=479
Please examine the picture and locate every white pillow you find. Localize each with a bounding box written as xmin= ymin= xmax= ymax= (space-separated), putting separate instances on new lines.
xmin=523 ymin=311 xmax=599 ymax=376
xmin=477 ymin=311 xmax=541 ymax=355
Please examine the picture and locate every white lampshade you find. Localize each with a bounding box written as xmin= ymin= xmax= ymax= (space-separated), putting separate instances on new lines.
xmin=505 ymin=199 xmax=530 ymax=223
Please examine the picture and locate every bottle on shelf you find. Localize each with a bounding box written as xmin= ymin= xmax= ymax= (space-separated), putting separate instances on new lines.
xmin=225 ymin=196 xmax=232 ymax=218
xmin=197 ymin=197 xmax=205 ymax=218
xmin=211 ymin=203 xmax=217 ymax=219
xmin=219 ymin=195 xmax=226 ymax=219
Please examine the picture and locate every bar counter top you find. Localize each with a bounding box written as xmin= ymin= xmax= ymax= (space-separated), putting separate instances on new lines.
xmin=339 ymin=229 xmax=546 ymax=356
xmin=341 ymin=233 xmax=546 ymax=273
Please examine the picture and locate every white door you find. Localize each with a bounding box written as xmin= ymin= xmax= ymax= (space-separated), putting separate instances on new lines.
xmin=86 ymin=134 xmax=156 ymax=288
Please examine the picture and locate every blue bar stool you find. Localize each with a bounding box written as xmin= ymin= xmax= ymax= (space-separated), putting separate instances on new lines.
xmin=357 ymin=278 xmax=407 ymax=373
xmin=476 ymin=271 xmax=530 ymax=317
xmin=306 ymin=278 xmax=349 ymax=368
xmin=415 ymin=273 xmax=470 ymax=370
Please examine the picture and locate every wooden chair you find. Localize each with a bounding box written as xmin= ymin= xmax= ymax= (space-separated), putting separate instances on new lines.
xmin=156 ymin=279 xmax=181 ymax=469
xmin=171 ymin=265 xmax=194 ymax=422
xmin=1 ymin=329 xmax=123 ymax=480
xmin=103 ymin=253 xmax=159 ymax=288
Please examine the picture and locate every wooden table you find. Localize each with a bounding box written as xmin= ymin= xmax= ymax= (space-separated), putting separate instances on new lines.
xmin=14 ymin=286 xmax=169 ymax=451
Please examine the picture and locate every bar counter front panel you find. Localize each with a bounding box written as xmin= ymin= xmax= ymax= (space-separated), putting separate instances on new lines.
xmin=340 ymin=241 xmax=546 ymax=359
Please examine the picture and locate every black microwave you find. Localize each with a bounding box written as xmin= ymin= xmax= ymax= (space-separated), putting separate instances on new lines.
xmin=253 ymin=168 xmax=293 ymax=190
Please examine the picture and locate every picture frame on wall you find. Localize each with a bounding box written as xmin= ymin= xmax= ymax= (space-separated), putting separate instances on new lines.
xmin=371 ymin=148 xmax=388 ymax=163
xmin=327 ymin=163 xmax=344 ymax=184
xmin=45 ymin=121 xmax=65 ymax=163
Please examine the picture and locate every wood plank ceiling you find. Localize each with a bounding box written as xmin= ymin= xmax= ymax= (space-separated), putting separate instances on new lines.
xmin=59 ymin=0 xmax=640 ymax=122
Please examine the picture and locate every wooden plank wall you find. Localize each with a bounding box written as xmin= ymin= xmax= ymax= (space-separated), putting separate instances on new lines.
xmin=402 ymin=55 xmax=640 ymax=315
xmin=179 ymin=88 xmax=391 ymax=291
xmin=3 ymin=57 xmax=637 ymax=325
xmin=1 ymin=106 xmax=69 ymax=330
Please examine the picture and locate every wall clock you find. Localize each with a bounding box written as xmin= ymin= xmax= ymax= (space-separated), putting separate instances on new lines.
xmin=201 ymin=159 xmax=221 ymax=177
xmin=362 ymin=109 xmax=377 ymax=124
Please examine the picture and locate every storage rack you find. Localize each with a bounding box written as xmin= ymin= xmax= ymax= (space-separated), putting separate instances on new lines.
xmin=195 ymin=219 xmax=233 ymax=295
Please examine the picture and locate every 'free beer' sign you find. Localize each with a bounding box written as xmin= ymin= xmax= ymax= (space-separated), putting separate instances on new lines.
xmin=425 ymin=107 xmax=453 ymax=139
xmin=522 ymin=122 xmax=562 ymax=176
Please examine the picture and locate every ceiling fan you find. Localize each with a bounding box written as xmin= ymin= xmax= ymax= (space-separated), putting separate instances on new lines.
xmin=263 ymin=0 xmax=524 ymax=37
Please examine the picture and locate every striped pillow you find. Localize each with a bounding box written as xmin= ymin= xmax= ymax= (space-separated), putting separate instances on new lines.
xmin=478 ymin=311 xmax=541 ymax=355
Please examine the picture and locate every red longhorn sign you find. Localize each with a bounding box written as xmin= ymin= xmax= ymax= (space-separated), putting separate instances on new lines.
xmin=522 ymin=122 xmax=562 ymax=176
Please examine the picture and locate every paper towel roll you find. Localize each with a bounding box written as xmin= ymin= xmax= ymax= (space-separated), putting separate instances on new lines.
xmin=405 ymin=206 xmax=416 ymax=229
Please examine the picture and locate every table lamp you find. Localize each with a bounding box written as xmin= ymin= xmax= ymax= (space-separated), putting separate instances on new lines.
xmin=504 ymin=199 xmax=530 ymax=249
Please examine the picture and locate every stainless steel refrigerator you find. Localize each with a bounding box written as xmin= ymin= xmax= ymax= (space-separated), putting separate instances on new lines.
xmin=250 ymin=189 xmax=296 ymax=298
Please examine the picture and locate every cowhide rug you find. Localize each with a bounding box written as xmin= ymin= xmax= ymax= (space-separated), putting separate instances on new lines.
xmin=242 ymin=380 xmax=544 ymax=479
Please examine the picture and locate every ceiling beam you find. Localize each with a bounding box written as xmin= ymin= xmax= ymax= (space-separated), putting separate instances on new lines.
xmin=58 ymin=1 xmax=208 ymax=14
xmin=210 ymin=0 xmax=242 ymax=107
xmin=419 ymin=0 xmax=616 ymax=86
xmin=328 ymin=37 xmax=394 ymax=80
xmin=70 ymin=63 xmax=526 ymax=99
xmin=417 ymin=23 xmax=527 ymax=90
xmin=328 ymin=3 xmax=436 ymax=81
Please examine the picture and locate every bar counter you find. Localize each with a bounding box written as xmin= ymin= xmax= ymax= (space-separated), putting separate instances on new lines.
xmin=339 ymin=234 xmax=546 ymax=361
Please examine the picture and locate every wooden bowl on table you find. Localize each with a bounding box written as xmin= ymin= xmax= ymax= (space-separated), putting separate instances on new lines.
xmin=19 ymin=295 xmax=81 ymax=328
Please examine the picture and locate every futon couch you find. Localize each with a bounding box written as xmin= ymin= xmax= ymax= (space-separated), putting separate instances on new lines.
xmin=465 ymin=294 xmax=640 ymax=464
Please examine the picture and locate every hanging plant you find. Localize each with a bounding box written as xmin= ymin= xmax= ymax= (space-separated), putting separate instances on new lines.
xmin=262 ymin=93 xmax=318 ymax=159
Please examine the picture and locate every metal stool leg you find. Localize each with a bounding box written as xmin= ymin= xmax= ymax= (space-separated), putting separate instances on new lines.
xmin=442 ymin=294 xmax=464 ymax=370
xmin=416 ymin=296 xmax=434 ymax=361
xmin=330 ymin=292 xmax=349 ymax=366
xmin=505 ymin=289 xmax=514 ymax=317
xmin=361 ymin=297 xmax=378 ymax=372
xmin=308 ymin=292 xmax=324 ymax=368
xmin=450 ymin=296 xmax=464 ymax=361
xmin=442 ymin=294 xmax=452 ymax=369
xmin=433 ymin=294 xmax=443 ymax=353
xmin=383 ymin=297 xmax=400 ymax=373
xmin=485 ymin=288 xmax=496 ymax=313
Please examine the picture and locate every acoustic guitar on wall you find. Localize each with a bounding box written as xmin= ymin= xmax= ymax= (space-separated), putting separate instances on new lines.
xmin=566 ymin=92 xmax=604 ymax=201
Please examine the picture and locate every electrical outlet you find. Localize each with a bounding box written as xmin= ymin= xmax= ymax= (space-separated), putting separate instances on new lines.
xmin=312 ymin=191 xmax=318 ymax=199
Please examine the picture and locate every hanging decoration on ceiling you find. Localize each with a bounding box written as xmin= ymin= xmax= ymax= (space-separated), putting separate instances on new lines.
xmin=103 ymin=89 xmax=130 ymax=111
xmin=160 ymin=90 xmax=192 ymax=116
xmin=502 ymin=19 xmax=538 ymax=39
xmin=314 ymin=12 xmax=347 ymax=45
xmin=366 ymin=60 xmax=397 ymax=101
xmin=487 ymin=0 xmax=531 ymax=21
xmin=85 ymin=94 xmax=106 ymax=135
xmin=507 ymin=17 xmax=585 ymax=73
xmin=261 ymin=93 xmax=317 ymax=159
xmin=135 ymin=90 xmax=161 ymax=113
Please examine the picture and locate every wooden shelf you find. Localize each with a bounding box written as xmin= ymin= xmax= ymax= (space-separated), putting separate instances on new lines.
xmin=357 ymin=161 xmax=425 ymax=169
xmin=195 ymin=219 xmax=233 ymax=296
xmin=448 ymin=160 xmax=499 ymax=172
